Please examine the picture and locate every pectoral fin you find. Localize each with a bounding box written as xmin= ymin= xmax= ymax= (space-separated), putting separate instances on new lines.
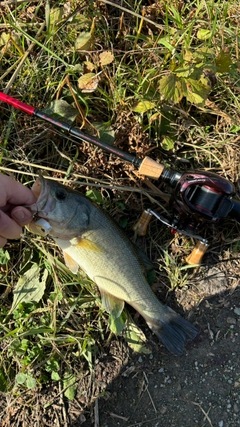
xmin=56 ymin=236 xmax=101 ymax=274
xmin=70 ymin=237 xmax=102 ymax=252
xmin=99 ymin=288 xmax=125 ymax=319
xmin=63 ymin=251 xmax=79 ymax=274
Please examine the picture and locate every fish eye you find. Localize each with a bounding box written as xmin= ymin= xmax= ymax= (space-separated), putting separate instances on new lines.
xmin=55 ymin=189 xmax=67 ymax=200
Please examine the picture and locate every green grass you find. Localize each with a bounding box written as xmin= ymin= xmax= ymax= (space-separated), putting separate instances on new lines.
xmin=0 ymin=0 xmax=240 ymax=409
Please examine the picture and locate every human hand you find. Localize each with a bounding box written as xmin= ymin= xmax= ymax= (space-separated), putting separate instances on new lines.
xmin=0 ymin=175 xmax=36 ymax=248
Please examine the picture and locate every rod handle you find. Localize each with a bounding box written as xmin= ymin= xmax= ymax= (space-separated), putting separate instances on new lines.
xmin=138 ymin=157 xmax=164 ymax=179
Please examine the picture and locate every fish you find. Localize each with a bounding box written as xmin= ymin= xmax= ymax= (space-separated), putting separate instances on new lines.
xmin=28 ymin=176 xmax=198 ymax=355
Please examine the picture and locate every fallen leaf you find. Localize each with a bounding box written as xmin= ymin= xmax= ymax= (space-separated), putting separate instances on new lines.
xmin=125 ymin=318 xmax=151 ymax=354
xmin=77 ymin=73 xmax=99 ymax=92
xmin=75 ymin=31 xmax=93 ymax=51
xmin=11 ymin=264 xmax=48 ymax=311
xmin=99 ymin=51 xmax=114 ymax=66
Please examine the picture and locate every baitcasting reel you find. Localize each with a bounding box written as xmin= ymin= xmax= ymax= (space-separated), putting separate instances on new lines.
xmin=134 ymin=169 xmax=240 ymax=264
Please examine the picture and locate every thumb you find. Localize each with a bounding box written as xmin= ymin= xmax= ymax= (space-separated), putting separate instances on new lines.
xmin=11 ymin=207 xmax=33 ymax=226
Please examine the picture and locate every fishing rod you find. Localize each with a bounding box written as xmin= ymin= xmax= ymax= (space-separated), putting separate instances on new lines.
xmin=0 ymin=91 xmax=163 ymax=179
xmin=1 ymin=91 xmax=240 ymax=264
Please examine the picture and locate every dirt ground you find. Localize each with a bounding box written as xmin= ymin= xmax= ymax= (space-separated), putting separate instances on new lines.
xmin=1 ymin=258 xmax=239 ymax=427
xmin=82 ymin=263 xmax=240 ymax=427
xmin=96 ymin=275 xmax=240 ymax=427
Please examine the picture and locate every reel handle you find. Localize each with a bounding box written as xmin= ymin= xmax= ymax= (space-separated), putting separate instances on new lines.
xmin=133 ymin=210 xmax=153 ymax=236
xmin=185 ymin=240 xmax=209 ymax=265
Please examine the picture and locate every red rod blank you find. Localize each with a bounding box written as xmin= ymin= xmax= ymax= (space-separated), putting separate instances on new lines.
xmin=0 ymin=92 xmax=35 ymax=115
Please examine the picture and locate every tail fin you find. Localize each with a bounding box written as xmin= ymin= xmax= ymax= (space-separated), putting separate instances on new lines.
xmin=146 ymin=307 xmax=198 ymax=355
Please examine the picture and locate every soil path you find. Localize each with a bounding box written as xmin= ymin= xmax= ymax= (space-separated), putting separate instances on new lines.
xmin=81 ymin=266 xmax=240 ymax=427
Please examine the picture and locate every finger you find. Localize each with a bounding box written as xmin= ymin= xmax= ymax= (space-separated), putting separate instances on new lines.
xmin=11 ymin=206 xmax=33 ymax=226
xmin=0 ymin=210 xmax=23 ymax=240
xmin=0 ymin=175 xmax=36 ymax=207
xmin=0 ymin=236 xmax=7 ymax=248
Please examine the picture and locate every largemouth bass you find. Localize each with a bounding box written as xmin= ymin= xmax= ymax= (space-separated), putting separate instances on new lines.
xmin=28 ymin=176 xmax=198 ymax=355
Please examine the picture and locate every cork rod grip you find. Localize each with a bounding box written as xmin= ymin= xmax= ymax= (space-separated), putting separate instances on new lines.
xmin=138 ymin=157 xmax=165 ymax=179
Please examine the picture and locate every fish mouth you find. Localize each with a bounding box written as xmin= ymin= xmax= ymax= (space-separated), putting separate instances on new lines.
xmin=28 ymin=175 xmax=56 ymax=217
xmin=26 ymin=175 xmax=56 ymax=236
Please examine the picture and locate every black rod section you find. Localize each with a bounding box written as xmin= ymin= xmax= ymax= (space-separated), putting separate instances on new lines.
xmin=0 ymin=92 xmax=141 ymax=167
xmin=34 ymin=110 xmax=141 ymax=167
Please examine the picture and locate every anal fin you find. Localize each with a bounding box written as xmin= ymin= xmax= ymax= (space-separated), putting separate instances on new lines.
xmin=99 ymin=288 xmax=125 ymax=319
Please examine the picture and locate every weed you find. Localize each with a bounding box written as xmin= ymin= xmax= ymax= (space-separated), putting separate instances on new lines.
xmin=160 ymin=249 xmax=197 ymax=291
